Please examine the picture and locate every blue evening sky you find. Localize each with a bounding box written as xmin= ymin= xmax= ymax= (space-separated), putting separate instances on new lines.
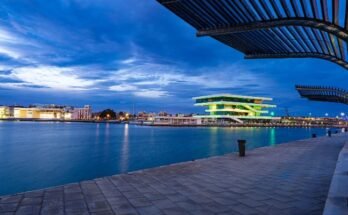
xmin=0 ymin=0 xmax=347 ymax=116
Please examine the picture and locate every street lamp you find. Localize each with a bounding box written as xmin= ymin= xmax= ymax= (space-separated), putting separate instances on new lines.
xmin=325 ymin=113 xmax=329 ymax=117
xmin=340 ymin=112 xmax=345 ymax=117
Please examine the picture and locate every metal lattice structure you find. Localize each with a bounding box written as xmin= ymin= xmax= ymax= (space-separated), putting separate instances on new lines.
xmin=296 ymin=85 xmax=348 ymax=104
xmin=157 ymin=0 xmax=348 ymax=69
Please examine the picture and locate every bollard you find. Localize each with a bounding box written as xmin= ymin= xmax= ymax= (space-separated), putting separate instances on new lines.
xmin=237 ymin=139 xmax=246 ymax=157
xmin=335 ymin=130 xmax=338 ymax=134
xmin=312 ymin=134 xmax=316 ymax=138
xmin=328 ymin=130 xmax=332 ymax=137
xmin=345 ymin=128 xmax=348 ymax=132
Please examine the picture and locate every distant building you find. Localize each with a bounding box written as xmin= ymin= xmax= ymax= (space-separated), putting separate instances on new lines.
xmin=0 ymin=106 xmax=11 ymax=119
xmin=153 ymin=116 xmax=201 ymax=126
xmin=193 ymin=94 xmax=278 ymax=124
xmin=0 ymin=104 xmax=92 ymax=120
xmin=72 ymin=105 xmax=92 ymax=120
xmin=13 ymin=107 xmax=64 ymax=119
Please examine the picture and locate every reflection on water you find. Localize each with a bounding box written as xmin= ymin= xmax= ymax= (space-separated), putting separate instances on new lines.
xmin=120 ymin=124 xmax=129 ymax=172
xmin=0 ymin=122 xmax=328 ymax=195
xmin=270 ymin=128 xmax=276 ymax=146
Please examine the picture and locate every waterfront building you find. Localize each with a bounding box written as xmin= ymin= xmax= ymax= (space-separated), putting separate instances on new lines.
xmin=193 ymin=94 xmax=278 ymax=124
xmin=153 ymin=116 xmax=201 ymax=126
xmin=13 ymin=107 xmax=64 ymax=119
xmin=0 ymin=106 xmax=11 ymax=119
xmin=71 ymin=105 xmax=92 ymax=120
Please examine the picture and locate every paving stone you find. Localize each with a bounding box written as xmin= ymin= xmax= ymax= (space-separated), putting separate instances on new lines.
xmin=136 ymin=205 xmax=163 ymax=215
xmin=151 ymin=199 xmax=176 ymax=210
xmin=0 ymin=203 xmax=18 ymax=213
xmin=143 ymin=192 xmax=167 ymax=201
xmin=87 ymin=200 xmax=112 ymax=213
xmin=20 ymin=197 xmax=42 ymax=206
xmin=90 ymin=210 xmax=115 ymax=215
xmin=40 ymin=205 xmax=64 ymax=215
xmin=64 ymin=192 xmax=84 ymax=201
xmin=128 ymin=197 xmax=153 ymax=208
xmin=64 ymin=199 xmax=88 ymax=212
xmin=0 ymin=195 xmax=23 ymax=204
xmin=15 ymin=205 xmax=41 ymax=215
xmin=110 ymin=202 xmax=138 ymax=214
xmin=161 ymin=207 xmax=190 ymax=215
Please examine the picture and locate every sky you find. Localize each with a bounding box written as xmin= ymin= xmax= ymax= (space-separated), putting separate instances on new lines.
xmin=0 ymin=0 xmax=347 ymax=116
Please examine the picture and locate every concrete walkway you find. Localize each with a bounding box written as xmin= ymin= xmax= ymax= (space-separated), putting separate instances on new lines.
xmin=0 ymin=134 xmax=346 ymax=215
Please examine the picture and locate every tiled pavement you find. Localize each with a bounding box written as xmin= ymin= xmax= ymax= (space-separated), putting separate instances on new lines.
xmin=0 ymin=134 xmax=346 ymax=215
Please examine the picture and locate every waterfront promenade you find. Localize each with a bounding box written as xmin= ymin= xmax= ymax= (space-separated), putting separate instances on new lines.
xmin=0 ymin=134 xmax=346 ymax=215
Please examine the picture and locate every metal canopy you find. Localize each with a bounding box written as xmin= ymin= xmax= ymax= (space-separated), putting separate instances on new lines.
xmin=296 ymin=85 xmax=348 ymax=104
xmin=157 ymin=0 xmax=348 ymax=69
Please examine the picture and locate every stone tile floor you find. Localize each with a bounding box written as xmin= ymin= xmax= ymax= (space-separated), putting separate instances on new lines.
xmin=0 ymin=134 xmax=346 ymax=215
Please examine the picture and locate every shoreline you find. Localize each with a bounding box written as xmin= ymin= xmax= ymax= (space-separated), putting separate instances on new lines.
xmin=0 ymin=118 xmax=345 ymax=128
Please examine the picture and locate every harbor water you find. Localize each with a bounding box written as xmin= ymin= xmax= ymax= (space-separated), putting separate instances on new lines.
xmin=0 ymin=121 xmax=328 ymax=195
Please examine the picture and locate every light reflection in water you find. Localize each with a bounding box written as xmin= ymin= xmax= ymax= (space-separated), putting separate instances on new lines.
xmin=120 ymin=124 xmax=129 ymax=172
xmin=209 ymin=127 xmax=218 ymax=156
xmin=104 ymin=123 xmax=110 ymax=144
xmin=95 ymin=123 xmax=100 ymax=144
xmin=270 ymin=128 xmax=276 ymax=146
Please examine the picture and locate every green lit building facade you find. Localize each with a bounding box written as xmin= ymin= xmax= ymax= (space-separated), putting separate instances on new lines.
xmin=193 ymin=94 xmax=278 ymax=123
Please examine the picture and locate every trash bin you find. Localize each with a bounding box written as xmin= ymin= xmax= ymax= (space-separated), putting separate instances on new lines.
xmin=237 ymin=139 xmax=246 ymax=157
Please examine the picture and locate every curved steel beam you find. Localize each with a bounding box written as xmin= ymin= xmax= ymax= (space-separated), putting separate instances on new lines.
xmin=245 ymin=53 xmax=348 ymax=70
xmin=197 ymin=18 xmax=348 ymax=41
xmin=295 ymin=85 xmax=348 ymax=105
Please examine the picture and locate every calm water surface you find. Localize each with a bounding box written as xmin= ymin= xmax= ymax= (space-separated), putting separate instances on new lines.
xmin=0 ymin=121 xmax=328 ymax=195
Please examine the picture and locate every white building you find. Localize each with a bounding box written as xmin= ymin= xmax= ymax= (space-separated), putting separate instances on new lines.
xmin=72 ymin=105 xmax=92 ymax=120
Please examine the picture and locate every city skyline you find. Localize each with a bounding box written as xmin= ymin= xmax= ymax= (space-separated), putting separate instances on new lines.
xmin=0 ymin=1 xmax=348 ymax=116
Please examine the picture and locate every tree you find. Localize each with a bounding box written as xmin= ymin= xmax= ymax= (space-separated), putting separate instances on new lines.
xmin=99 ymin=109 xmax=116 ymax=119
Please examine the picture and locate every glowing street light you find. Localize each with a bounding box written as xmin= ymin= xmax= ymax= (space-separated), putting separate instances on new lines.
xmin=341 ymin=112 xmax=345 ymax=117
xmin=325 ymin=113 xmax=329 ymax=117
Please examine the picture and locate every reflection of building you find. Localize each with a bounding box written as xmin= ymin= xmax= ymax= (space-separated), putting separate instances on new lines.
xmin=72 ymin=105 xmax=92 ymax=120
xmin=0 ymin=106 xmax=11 ymax=119
xmin=193 ymin=94 xmax=278 ymax=124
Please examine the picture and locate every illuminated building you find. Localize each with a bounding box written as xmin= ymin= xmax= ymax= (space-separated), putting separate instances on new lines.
xmin=71 ymin=105 xmax=92 ymax=120
xmin=193 ymin=94 xmax=278 ymax=123
xmin=13 ymin=107 xmax=64 ymax=119
xmin=0 ymin=106 xmax=11 ymax=119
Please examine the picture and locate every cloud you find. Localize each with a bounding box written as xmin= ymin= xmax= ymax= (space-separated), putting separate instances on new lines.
xmin=107 ymin=56 xmax=272 ymax=94
xmin=0 ymin=66 xmax=98 ymax=90
xmin=109 ymin=84 xmax=137 ymax=92
xmin=133 ymin=89 xmax=169 ymax=98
